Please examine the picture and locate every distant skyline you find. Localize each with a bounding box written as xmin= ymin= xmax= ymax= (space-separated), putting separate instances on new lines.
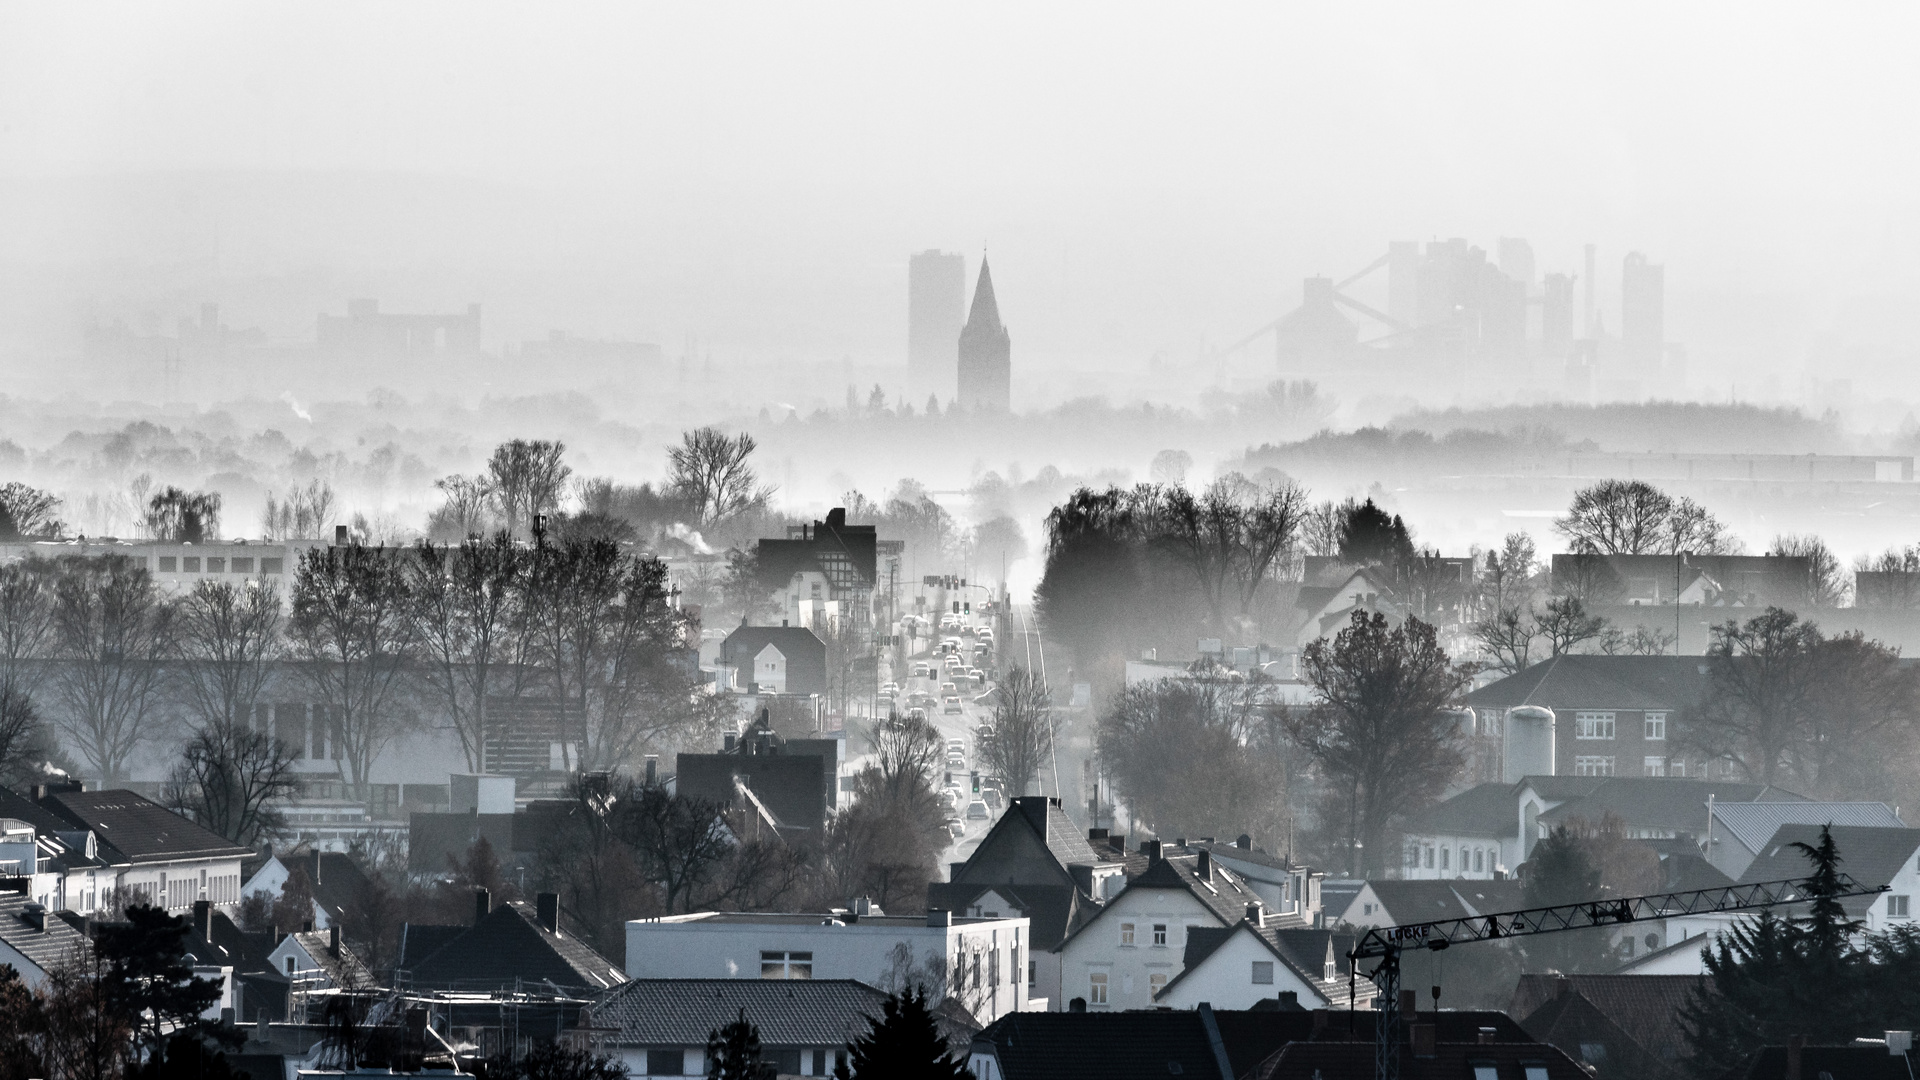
xmin=2 ymin=4 xmax=1916 ymax=399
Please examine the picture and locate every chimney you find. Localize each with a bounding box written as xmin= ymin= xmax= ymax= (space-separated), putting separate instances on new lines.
xmin=724 ymin=732 xmax=737 ymax=752
xmin=1409 ymin=1023 xmax=1436 ymax=1058
xmin=474 ymin=888 xmax=491 ymax=925
xmin=255 ymin=1014 xmax=268 ymax=1041
xmin=1786 ymin=1034 xmax=1806 ymax=1080
xmin=1477 ymin=1027 xmax=1497 ymax=1045
xmin=927 ymin=908 xmax=952 ymax=928
xmin=1236 ymin=833 xmax=1251 ymax=850
xmin=194 ymin=899 xmax=213 ymax=941
xmin=1246 ymin=903 xmax=1263 ymax=928
xmin=22 ymin=903 xmax=45 ymax=931
xmin=328 ymin=925 xmax=340 ymax=958
xmin=1088 ymin=827 xmax=1108 ymax=842
xmin=852 ymin=896 xmax=873 ymax=916
xmin=645 ymin=755 xmax=658 ymax=786
xmin=1197 ymin=850 xmax=1213 ymax=881
xmin=536 ymin=892 xmax=559 ymax=934
xmin=1144 ymin=839 xmax=1162 ymax=863
xmin=1069 ymin=997 xmax=1087 ymax=1013
xmin=334 ymin=524 xmax=348 ymax=546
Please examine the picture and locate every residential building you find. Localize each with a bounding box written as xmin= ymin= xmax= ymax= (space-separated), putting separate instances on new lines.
xmin=407 ymin=891 xmax=626 ymax=995
xmin=956 ymin=258 xmax=1011 ymax=412
xmin=1054 ymin=845 xmax=1267 ymax=1013
xmin=908 ymin=250 xmax=967 ymax=405
xmin=1190 ymin=839 xmax=1323 ymax=919
xmin=1550 ymin=552 xmax=1812 ymax=609
xmin=1703 ymin=801 xmax=1904 ymax=879
xmin=593 ymin=978 xmax=950 ymax=1079
xmin=1290 ymin=565 xmax=1401 ymax=648
xmin=317 ymin=298 xmax=481 ymax=359
xmin=182 ymin=899 xmax=288 ymax=1023
xmin=751 ymin=508 xmax=883 ymax=631
xmin=1153 ymin=912 xmax=1363 ymax=1010
xmin=0 ymin=785 xmax=250 ymax=916
xmin=1333 ymin=879 xmax=1524 ymax=931
xmin=1719 ymin=1041 xmax=1917 ymax=1080
xmin=1511 ymin=973 xmax=1703 ymax=1080
xmin=0 ymin=538 xmax=325 ymax=601
xmin=624 ymin=909 xmax=1033 ymax=1024
xmin=676 ymin=719 xmax=839 ymax=835
xmin=719 ymin=625 xmax=827 ymax=695
xmin=1464 ymin=655 xmax=1714 ymax=779
xmin=0 ymin=892 xmax=89 ymax=990
xmin=239 ymin=847 xmax=376 ymax=932
xmin=1401 ymin=783 xmax=1523 ymax=879
xmin=267 ymin=926 xmax=374 ymax=996
xmin=1737 ymin=824 xmax=1920 ymax=933
xmin=1533 ymin=777 xmax=1806 ymax=857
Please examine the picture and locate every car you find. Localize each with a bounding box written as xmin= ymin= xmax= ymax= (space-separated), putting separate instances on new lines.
xmin=947 ymin=738 xmax=965 ymax=750
xmin=968 ymin=667 xmax=985 ymax=683
xmin=881 ymin=681 xmax=899 ymax=694
xmin=912 ymin=661 xmax=931 ymax=678
xmin=977 ymin=628 xmax=994 ymax=643
xmin=941 ymin=681 xmax=958 ymax=695
xmin=943 ymin=695 xmax=963 ymax=714
xmin=909 ymin=692 xmax=936 ymax=709
xmin=965 ymin=800 xmax=991 ymax=820
xmin=906 ymin=707 xmax=928 ymax=722
xmin=982 ymin=788 xmax=1003 ymax=809
xmin=945 ymin=818 xmax=966 ymax=838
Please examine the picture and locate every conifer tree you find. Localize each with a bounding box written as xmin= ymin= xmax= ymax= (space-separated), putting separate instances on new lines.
xmin=705 ymin=1009 xmax=772 ymax=1080
xmin=834 ymin=987 xmax=969 ymax=1079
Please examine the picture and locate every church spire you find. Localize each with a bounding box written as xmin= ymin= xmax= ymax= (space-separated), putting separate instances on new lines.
xmin=965 ymin=257 xmax=1003 ymax=335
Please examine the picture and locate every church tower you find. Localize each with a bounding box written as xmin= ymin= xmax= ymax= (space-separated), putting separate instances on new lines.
xmin=956 ymin=257 xmax=1011 ymax=412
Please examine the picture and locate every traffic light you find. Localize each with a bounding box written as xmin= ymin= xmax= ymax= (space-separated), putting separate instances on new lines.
xmin=963 ymin=602 xmax=971 ymax=614
xmin=952 ymin=601 xmax=960 ymax=614
xmin=970 ymin=770 xmax=980 ymax=794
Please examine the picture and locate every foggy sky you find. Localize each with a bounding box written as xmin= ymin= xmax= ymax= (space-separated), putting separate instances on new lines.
xmin=3 ymin=3 xmax=1918 ymax=392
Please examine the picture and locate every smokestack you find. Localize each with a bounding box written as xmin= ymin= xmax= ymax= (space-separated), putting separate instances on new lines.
xmin=1582 ymin=243 xmax=1596 ymax=336
xmin=536 ymin=892 xmax=559 ymax=934
xmin=194 ymin=899 xmax=213 ymax=942
xmin=474 ymin=888 xmax=491 ymax=925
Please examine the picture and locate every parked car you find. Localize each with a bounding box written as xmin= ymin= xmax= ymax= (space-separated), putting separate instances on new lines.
xmin=943 ymin=695 xmax=963 ymax=714
xmin=965 ymin=800 xmax=991 ymax=820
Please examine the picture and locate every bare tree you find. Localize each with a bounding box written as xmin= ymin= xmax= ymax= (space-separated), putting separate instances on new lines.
xmin=668 ymin=428 xmax=774 ymax=528
xmin=1555 ymin=479 xmax=1740 ymax=555
xmin=144 ymin=487 xmax=223 ymax=543
xmin=1289 ymin=611 xmax=1468 ymax=876
xmin=1471 ymin=606 xmax=1538 ymax=675
xmin=262 ymin=480 xmax=336 ymax=540
xmin=49 ymin=555 xmax=174 ymax=783
xmin=974 ymin=666 xmax=1055 ymax=797
xmin=409 ymin=533 xmax=526 ymax=772
xmin=0 ymin=482 xmax=64 ymax=540
xmin=486 ymin=439 xmax=571 ymax=538
xmin=1598 ymin=623 xmax=1677 ymax=656
xmin=1098 ymin=674 xmax=1288 ymax=845
xmin=164 ymin=725 xmax=298 ymax=845
xmin=1690 ymin=608 xmax=1824 ymax=786
xmin=174 ymin=579 xmax=282 ymax=729
xmin=1535 ymin=595 xmax=1607 ymax=656
xmin=612 ymin=783 xmax=737 ymax=915
xmin=1770 ymin=533 xmax=1848 ymax=607
xmin=866 ymin=713 xmax=946 ymax=803
xmin=1150 ymin=478 xmax=1308 ymax=632
xmin=1854 ymin=546 xmax=1920 ymax=608
xmin=426 ymin=474 xmax=498 ymax=541
xmin=288 ymin=545 xmax=416 ymax=800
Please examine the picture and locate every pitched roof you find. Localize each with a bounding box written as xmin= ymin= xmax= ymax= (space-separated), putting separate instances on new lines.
xmin=1008 ymin=797 xmax=1104 ymax=870
xmin=1725 ymin=1043 xmax=1914 ymax=1080
xmin=1355 ymin=879 xmax=1525 ymax=925
xmin=970 ymin=1012 xmax=1223 ymax=1080
xmin=1517 ymin=776 xmax=1609 ymax=802
xmin=396 ymin=923 xmax=467 ymax=971
xmin=721 ymin=625 xmax=826 ymax=662
xmin=0 ymin=894 xmax=87 ymax=973
xmin=1413 ymin=782 xmax=1517 ymax=838
xmin=1509 ymin=973 xmax=1705 ymax=1070
xmin=1159 ymin=921 xmax=1361 ymax=1005
xmin=407 ymin=812 xmax=517 ymax=874
xmin=1736 ymin=823 xmax=1920 ymax=914
xmin=285 ymin=930 xmax=375 ymax=988
xmin=38 ymin=789 xmax=250 ymax=864
xmin=1120 ymin=849 xmax=1264 ymax=926
xmin=964 ymin=258 xmax=1003 ymax=336
xmin=1537 ymin=778 xmax=1806 ymax=833
xmin=1710 ymin=801 xmax=1904 ymax=854
xmin=593 ymin=978 xmax=892 ymax=1047
xmin=1463 ymin=654 xmax=1711 ymax=712
xmin=1657 ymin=852 xmax=1735 ymax=893
xmin=1248 ymin=1041 xmax=1589 ymax=1080
xmin=185 ymin=909 xmax=277 ymax=975
xmin=408 ymin=899 xmax=625 ymax=993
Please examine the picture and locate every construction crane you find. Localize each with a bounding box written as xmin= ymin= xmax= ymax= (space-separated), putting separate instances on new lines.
xmin=1347 ymin=873 xmax=1889 ymax=1080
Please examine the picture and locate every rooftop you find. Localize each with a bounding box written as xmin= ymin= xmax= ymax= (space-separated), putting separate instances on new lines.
xmin=39 ymin=788 xmax=251 ymax=865
xmin=593 ymin=978 xmax=893 ymax=1047
xmin=1709 ymin=801 xmax=1904 ymax=854
xmin=1464 ymin=654 xmax=1713 ymax=712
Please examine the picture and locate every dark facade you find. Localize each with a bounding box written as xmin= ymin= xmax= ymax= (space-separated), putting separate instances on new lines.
xmin=752 ymin=507 xmax=878 ymax=600
xmin=676 ymin=728 xmax=833 ymax=835
xmin=956 ymin=258 xmax=1010 ymax=412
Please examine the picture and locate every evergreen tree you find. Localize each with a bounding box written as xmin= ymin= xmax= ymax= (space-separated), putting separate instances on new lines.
xmin=834 ymin=987 xmax=969 ymax=1080
xmin=1520 ymin=825 xmax=1612 ymax=973
xmin=705 ymin=1009 xmax=773 ymax=1080
xmin=95 ymin=904 xmax=229 ymax=1059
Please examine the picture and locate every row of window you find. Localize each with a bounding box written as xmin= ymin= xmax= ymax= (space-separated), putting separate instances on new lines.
xmin=1087 ymin=969 xmax=1168 ymax=1005
xmin=1118 ymin=921 xmax=1169 ymax=947
xmin=1573 ymin=711 xmax=1666 ymax=740
xmin=153 ymin=555 xmax=284 ymax=575
xmin=1409 ymin=843 xmax=1496 ymax=873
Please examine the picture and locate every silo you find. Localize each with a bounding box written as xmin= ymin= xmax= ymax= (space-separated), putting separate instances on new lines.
xmin=1503 ymin=705 xmax=1556 ymax=783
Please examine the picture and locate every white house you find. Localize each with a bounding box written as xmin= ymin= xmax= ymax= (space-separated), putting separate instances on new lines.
xmin=1401 ymin=783 xmax=1521 ymax=880
xmin=0 ymin=787 xmax=249 ymax=918
xmin=1054 ymin=846 xmax=1264 ymax=1012
xmin=753 ymin=644 xmax=789 ymax=694
xmin=1151 ymin=911 xmax=1368 ymax=1010
xmin=1191 ymin=839 xmax=1323 ymax=918
xmin=592 ymin=979 xmax=895 ymax=1078
xmin=1334 ymin=879 xmax=1525 ymax=931
xmin=624 ymin=909 xmax=1032 ymax=1024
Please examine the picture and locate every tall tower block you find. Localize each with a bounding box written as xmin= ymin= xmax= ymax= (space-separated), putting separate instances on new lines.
xmin=956 ymin=258 xmax=1011 ymax=412
xmin=908 ymin=251 xmax=967 ymax=404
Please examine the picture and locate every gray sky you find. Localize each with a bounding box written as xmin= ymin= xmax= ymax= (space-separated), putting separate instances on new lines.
xmin=3 ymin=3 xmax=1917 ymax=388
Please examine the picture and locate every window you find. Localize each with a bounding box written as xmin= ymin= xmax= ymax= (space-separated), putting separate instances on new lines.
xmin=1088 ymin=971 xmax=1108 ymax=1005
xmin=1472 ymin=1066 xmax=1498 ymax=1080
xmin=1574 ymin=756 xmax=1615 ymax=776
xmin=1891 ymin=895 xmax=1911 ymax=918
xmin=1574 ymin=712 xmax=1616 ymax=739
xmin=262 ymin=557 xmax=284 ymax=574
xmin=990 ymin=948 xmax=999 ymax=987
xmin=1149 ymin=972 xmax=1167 ymax=996
xmin=760 ymin=951 xmax=813 ymax=979
xmin=646 ymin=1049 xmax=685 ymax=1076
xmin=182 ymin=556 xmax=200 ymax=572
xmin=1478 ymin=709 xmax=1501 ymax=736
xmin=1524 ymin=1067 xmax=1551 ymax=1080
xmin=1645 ymin=712 xmax=1667 ymax=740
xmin=1251 ymin=961 xmax=1274 ymax=985
xmin=1425 ymin=846 xmax=1434 ymax=869
xmin=158 ymin=556 xmax=177 ymax=572
xmin=1120 ymin=922 xmax=1136 ymax=946
xmin=1029 ymin=960 xmax=1036 ymax=985
xmin=206 ymin=557 xmax=226 ymax=572
xmin=232 ymin=557 xmax=253 ymax=573
xmin=1644 ymin=756 xmax=1667 ymax=776
xmin=1473 ymin=849 xmax=1484 ymax=873
xmin=1152 ymin=924 xmax=1167 ymax=947
xmin=1440 ymin=847 xmax=1450 ymax=871
xmin=1671 ymin=759 xmax=1687 ymax=777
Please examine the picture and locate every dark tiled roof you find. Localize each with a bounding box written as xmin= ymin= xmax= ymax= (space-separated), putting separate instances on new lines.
xmin=1736 ymin=823 xmax=1920 ymax=914
xmin=593 ymin=979 xmax=891 ymax=1047
xmin=1190 ymin=839 xmax=1294 ymax=873
xmin=1658 ymin=852 xmax=1735 ymax=892
xmin=0 ymin=894 xmax=87 ymax=973
xmin=1710 ymin=801 xmax=1904 ymax=854
xmin=40 ymin=789 xmax=250 ymax=864
xmin=186 ymin=909 xmax=277 ymax=975
xmin=397 ymin=924 xmax=467 ymax=971
xmin=1355 ymin=879 xmax=1524 ymax=925
xmin=721 ymin=626 xmax=828 ymax=694
xmin=1412 ymin=783 xmax=1518 ymax=838
xmin=286 ymin=930 xmax=375 ymax=987
xmin=1120 ymin=849 xmax=1263 ymax=926
xmin=1319 ymin=879 xmax=1364 ymax=922
xmin=1249 ymin=1041 xmax=1589 ymax=1080
xmin=971 ymin=1012 xmax=1223 ymax=1080
xmin=1463 ymin=654 xmax=1711 ymax=712
xmin=1517 ymin=776 xmax=1609 ymax=802
xmin=1003 ymin=798 xmax=1104 ymax=870
xmin=1538 ymin=778 xmax=1805 ymax=833
xmin=409 ymin=900 xmax=625 ymax=993
xmin=1509 ymin=973 xmax=1704 ymax=1069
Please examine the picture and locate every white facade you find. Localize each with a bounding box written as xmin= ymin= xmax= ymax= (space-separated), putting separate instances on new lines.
xmin=753 ymin=644 xmax=788 ymax=694
xmin=0 ymin=538 xmax=327 ymax=601
xmin=624 ymin=913 xmax=1033 ymax=1024
xmin=1153 ymin=925 xmax=1338 ymax=1010
xmin=1056 ymin=885 xmax=1225 ymax=1012
xmin=1399 ymin=832 xmax=1513 ymax=881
